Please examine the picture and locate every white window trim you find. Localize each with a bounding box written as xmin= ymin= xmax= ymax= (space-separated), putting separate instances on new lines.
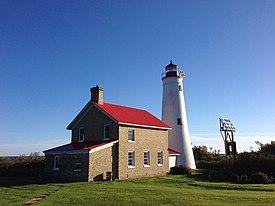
xmin=103 ymin=124 xmax=110 ymax=140
xmin=158 ymin=151 xmax=164 ymax=166
xmin=128 ymin=151 xmax=135 ymax=168
xmin=74 ymin=163 xmax=81 ymax=172
xmin=143 ymin=151 xmax=150 ymax=167
xmin=78 ymin=127 xmax=85 ymax=142
xmin=128 ymin=129 xmax=135 ymax=142
xmin=53 ymin=156 xmax=60 ymax=171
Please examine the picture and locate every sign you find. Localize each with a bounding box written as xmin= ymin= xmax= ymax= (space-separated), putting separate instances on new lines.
xmin=219 ymin=118 xmax=236 ymax=131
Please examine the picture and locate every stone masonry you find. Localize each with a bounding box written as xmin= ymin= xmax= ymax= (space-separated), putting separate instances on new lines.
xmin=44 ymin=153 xmax=89 ymax=181
xmin=118 ymin=125 xmax=169 ymax=180
xmin=71 ymin=105 xmax=119 ymax=143
xmin=88 ymin=143 xmax=118 ymax=181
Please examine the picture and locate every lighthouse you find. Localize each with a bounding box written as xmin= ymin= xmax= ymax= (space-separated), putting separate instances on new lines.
xmin=161 ymin=60 xmax=196 ymax=169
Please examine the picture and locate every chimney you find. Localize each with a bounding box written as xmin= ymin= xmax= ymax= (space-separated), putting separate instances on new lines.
xmin=90 ymin=85 xmax=104 ymax=104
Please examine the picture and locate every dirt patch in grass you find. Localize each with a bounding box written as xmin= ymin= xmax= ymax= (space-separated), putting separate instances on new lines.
xmin=22 ymin=185 xmax=64 ymax=206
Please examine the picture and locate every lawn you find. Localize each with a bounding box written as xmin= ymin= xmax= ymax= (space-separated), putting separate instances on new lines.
xmin=1 ymin=175 xmax=275 ymax=206
xmin=0 ymin=177 xmax=61 ymax=206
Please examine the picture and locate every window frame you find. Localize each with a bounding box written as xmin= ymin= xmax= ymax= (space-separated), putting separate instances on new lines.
xmin=78 ymin=127 xmax=85 ymax=142
xmin=53 ymin=156 xmax=60 ymax=171
xmin=128 ymin=129 xmax=135 ymax=142
xmin=128 ymin=151 xmax=135 ymax=168
xmin=74 ymin=163 xmax=81 ymax=172
xmin=103 ymin=124 xmax=110 ymax=140
xmin=143 ymin=151 xmax=150 ymax=167
xmin=157 ymin=151 xmax=163 ymax=166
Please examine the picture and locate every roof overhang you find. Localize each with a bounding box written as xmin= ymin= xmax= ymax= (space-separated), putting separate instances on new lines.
xmin=43 ymin=150 xmax=89 ymax=155
xmin=169 ymin=153 xmax=181 ymax=156
xmin=119 ymin=122 xmax=171 ymax=130
xmin=92 ymin=102 xmax=119 ymax=123
xmin=89 ymin=140 xmax=118 ymax=154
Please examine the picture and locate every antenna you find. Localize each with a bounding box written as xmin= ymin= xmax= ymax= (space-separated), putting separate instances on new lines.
xmin=219 ymin=118 xmax=237 ymax=156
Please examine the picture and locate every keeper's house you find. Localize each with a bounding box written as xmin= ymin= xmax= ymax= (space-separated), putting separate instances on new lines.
xmin=44 ymin=86 xmax=179 ymax=181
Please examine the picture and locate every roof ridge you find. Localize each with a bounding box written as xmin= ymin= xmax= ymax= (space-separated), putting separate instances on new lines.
xmin=100 ymin=102 xmax=148 ymax=112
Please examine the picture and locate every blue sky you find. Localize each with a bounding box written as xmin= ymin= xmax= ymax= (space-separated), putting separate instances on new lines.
xmin=0 ymin=0 xmax=274 ymax=155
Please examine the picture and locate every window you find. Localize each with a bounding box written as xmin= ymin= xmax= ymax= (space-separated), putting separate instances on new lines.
xmin=144 ymin=151 xmax=150 ymax=167
xmin=177 ymin=118 xmax=182 ymax=125
xmin=104 ymin=124 xmax=110 ymax=140
xmin=53 ymin=156 xmax=60 ymax=171
xmin=78 ymin=127 xmax=85 ymax=142
xmin=158 ymin=151 xmax=163 ymax=166
xmin=178 ymin=85 xmax=182 ymax=91
xmin=128 ymin=130 xmax=135 ymax=142
xmin=74 ymin=163 xmax=81 ymax=172
xmin=128 ymin=151 xmax=135 ymax=168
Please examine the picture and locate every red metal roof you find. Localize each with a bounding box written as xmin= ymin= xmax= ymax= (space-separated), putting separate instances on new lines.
xmin=168 ymin=148 xmax=181 ymax=155
xmin=43 ymin=140 xmax=115 ymax=152
xmin=94 ymin=102 xmax=171 ymax=129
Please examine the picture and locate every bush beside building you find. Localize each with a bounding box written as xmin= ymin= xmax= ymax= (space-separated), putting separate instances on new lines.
xmin=0 ymin=153 xmax=44 ymax=177
xmin=194 ymin=142 xmax=275 ymax=184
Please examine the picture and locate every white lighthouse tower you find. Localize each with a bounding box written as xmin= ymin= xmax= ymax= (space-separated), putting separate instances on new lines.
xmin=162 ymin=60 xmax=196 ymax=169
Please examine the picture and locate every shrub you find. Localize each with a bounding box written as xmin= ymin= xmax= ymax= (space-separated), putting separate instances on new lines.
xmin=193 ymin=145 xmax=223 ymax=162
xmin=203 ymin=169 xmax=235 ymax=182
xmin=194 ymin=142 xmax=275 ymax=184
xmin=169 ymin=166 xmax=191 ymax=175
xmin=250 ymin=172 xmax=273 ymax=184
xmin=0 ymin=153 xmax=45 ymax=177
xmin=236 ymin=175 xmax=250 ymax=184
xmin=256 ymin=141 xmax=275 ymax=155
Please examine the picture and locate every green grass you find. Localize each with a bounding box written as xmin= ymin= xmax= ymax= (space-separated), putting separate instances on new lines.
xmin=0 ymin=177 xmax=61 ymax=206
xmin=1 ymin=175 xmax=275 ymax=206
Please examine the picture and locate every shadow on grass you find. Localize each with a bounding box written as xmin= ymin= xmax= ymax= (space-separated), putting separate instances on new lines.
xmin=0 ymin=176 xmax=71 ymax=187
xmin=183 ymin=169 xmax=209 ymax=182
xmin=176 ymin=170 xmax=275 ymax=192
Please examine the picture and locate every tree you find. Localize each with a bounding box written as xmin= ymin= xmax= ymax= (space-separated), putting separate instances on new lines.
xmin=256 ymin=141 xmax=275 ymax=155
xmin=193 ymin=145 xmax=221 ymax=161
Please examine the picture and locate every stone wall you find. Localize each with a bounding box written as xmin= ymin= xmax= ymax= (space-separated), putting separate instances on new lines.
xmin=44 ymin=153 xmax=89 ymax=181
xmin=71 ymin=105 xmax=119 ymax=143
xmin=118 ymin=126 xmax=169 ymax=180
xmin=88 ymin=143 xmax=118 ymax=181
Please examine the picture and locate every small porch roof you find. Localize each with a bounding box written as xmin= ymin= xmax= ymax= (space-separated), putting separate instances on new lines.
xmin=43 ymin=140 xmax=117 ymax=153
xmin=168 ymin=148 xmax=181 ymax=156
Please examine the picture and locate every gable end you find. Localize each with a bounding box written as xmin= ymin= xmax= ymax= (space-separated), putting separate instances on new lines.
xmin=66 ymin=101 xmax=93 ymax=130
xmin=66 ymin=101 xmax=119 ymax=130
